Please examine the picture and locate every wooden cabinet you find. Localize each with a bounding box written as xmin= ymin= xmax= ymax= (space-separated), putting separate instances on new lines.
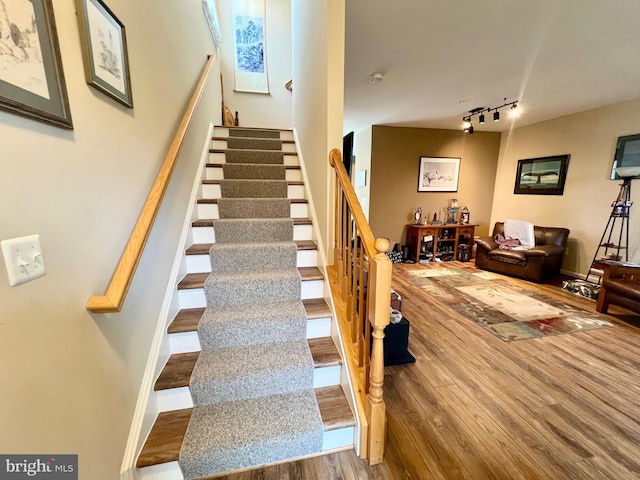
xmin=405 ymin=223 xmax=477 ymax=264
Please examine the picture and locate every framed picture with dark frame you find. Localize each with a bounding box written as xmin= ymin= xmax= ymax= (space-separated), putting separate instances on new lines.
xmin=610 ymin=133 xmax=640 ymax=180
xmin=0 ymin=0 xmax=73 ymax=129
xmin=514 ymin=155 xmax=570 ymax=195
xmin=75 ymin=0 xmax=133 ymax=108
xmin=417 ymin=157 xmax=460 ymax=192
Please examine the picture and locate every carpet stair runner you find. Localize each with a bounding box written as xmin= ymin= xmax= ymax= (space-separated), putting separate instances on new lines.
xmin=136 ymin=127 xmax=354 ymax=479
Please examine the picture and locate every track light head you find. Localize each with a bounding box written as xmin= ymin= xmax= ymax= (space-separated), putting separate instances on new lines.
xmin=468 ymin=125 xmax=474 ymax=134
xmin=461 ymin=99 xmax=520 ymax=132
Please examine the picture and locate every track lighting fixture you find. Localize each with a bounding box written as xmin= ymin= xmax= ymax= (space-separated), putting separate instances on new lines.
xmin=461 ymin=98 xmax=520 ymax=133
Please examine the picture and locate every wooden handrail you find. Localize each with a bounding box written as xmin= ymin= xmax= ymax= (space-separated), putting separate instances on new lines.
xmin=87 ymin=55 xmax=215 ymax=313
xmin=327 ymin=148 xmax=391 ymax=465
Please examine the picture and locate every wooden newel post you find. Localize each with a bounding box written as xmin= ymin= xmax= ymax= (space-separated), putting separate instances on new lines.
xmin=367 ymin=237 xmax=392 ymax=464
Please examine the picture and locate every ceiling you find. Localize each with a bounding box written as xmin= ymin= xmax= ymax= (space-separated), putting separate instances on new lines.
xmin=343 ymin=0 xmax=640 ymax=135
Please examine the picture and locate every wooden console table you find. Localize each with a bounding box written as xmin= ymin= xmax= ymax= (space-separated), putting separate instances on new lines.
xmin=406 ymin=223 xmax=477 ymax=264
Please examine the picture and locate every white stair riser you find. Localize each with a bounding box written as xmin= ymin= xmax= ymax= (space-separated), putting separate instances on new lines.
xmin=155 ymin=364 xmax=340 ymax=413
xmin=291 ymin=203 xmax=309 ymax=218
xmin=313 ymin=366 xmax=341 ymax=388
xmin=209 ymin=152 xmax=225 ymax=163
xmin=322 ymin=427 xmax=355 ymax=451
xmin=178 ymin=281 xmax=324 ymax=309
xmin=211 ymin=139 xmax=297 ymax=153
xmin=208 ymin=152 xmax=299 ymax=166
xmin=201 ymin=183 xmax=304 ymax=199
xmin=196 ymin=203 xmax=309 ymax=219
xmin=191 ymin=224 xmax=312 ymax=244
xmin=137 ymin=425 xmax=353 ymax=479
xmin=186 ymin=250 xmax=317 ymax=272
xmin=205 ymin=167 xmax=302 ymax=182
xmin=169 ymin=316 xmax=332 ymax=354
xmin=169 ymin=332 xmax=201 ymax=354
xmin=306 ymin=317 xmax=332 ymax=339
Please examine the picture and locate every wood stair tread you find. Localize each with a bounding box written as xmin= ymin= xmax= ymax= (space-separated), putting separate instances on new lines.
xmin=137 ymin=386 xmax=354 ymax=469
xmin=202 ymin=179 xmax=304 ymax=186
xmin=315 ymin=385 xmax=357 ymax=431
xmin=136 ymin=408 xmax=192 ymax=468
xmin=302 ymin=298 xmax=332 ymax=319
xmin=206 ymin=162 xmax=301 ymax=170
xmin=192 ymin=217 xmax=312 ymax=227
xmin=298 ymin=266 xmax=324 ymax=281
xmin=185 ymin=240 xmax=316 ymax=255
xmin=209 ymin=148 xmax=298 ymax=156
xmin=308 ymin=337 xmax=342 ymax=368
xmin=167 ymin=298 xmax=331 ymax=334
xmin=167 ymin=308 xmax=205 ymax=334
xmin=197 ymin=197 xmax=308 ymax=204
xmin=177 ymin=268 xmax=323 ymax=290
xmin=155 ymin=337 xmax=340 ymax=391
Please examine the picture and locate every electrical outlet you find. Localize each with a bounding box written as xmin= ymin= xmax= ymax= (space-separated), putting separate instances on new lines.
xmin=1 ymin=234 xmax=46 ymax=286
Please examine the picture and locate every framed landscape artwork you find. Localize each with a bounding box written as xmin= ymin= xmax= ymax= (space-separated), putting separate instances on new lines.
xmin=232 ymin=0 xmax=269 ymax=93
xmin=76 ymin=0 xmax=133 ymax=108
xmin=514 ymin=155 xmax=570 ymax=195
xmin=418 ymin=157 xmax=460 ymax=192
xmin=0 ymin=0 xmax=73 ymax=128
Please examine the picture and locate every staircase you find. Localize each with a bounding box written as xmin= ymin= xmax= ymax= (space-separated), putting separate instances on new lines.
xmin=135 ymin=127 xmax=355 ymax=479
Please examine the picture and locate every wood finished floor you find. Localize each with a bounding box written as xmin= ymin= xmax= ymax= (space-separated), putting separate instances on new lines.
xmin=211 ymin=261 xmax=640 ymax=480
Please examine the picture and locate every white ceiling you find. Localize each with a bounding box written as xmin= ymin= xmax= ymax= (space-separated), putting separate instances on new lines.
xmin=343 ymin=0 xmax=640 ymax=135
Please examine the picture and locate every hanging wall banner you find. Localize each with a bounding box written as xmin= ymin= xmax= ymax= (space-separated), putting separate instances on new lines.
xmin=232 ymin=0 xmax=269 ymax=93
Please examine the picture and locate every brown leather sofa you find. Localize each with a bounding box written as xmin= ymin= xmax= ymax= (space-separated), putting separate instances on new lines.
xmin=475 ymin=222 xmax=570 ymax=282
xmin=596 ymin=261 xmax=640 ymax=315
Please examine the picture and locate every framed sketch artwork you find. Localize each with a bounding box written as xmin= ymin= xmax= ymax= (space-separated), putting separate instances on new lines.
xmin=76 ymin=0 xmax=133 ymax=107
xmin=417 ymin=157 xmax=461 ymax=192
xmin=0 ymin=0 xmax=73 ymax=128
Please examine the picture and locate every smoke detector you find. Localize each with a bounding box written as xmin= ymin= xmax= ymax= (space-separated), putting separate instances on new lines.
xmin=368 ymin=73 xmax=384 ymax=83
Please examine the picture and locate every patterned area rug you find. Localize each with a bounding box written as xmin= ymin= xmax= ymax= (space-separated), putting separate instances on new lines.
xmin=404 ymin=265 xmax=613 ymax=341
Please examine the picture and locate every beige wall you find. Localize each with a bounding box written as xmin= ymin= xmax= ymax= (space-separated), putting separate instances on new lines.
xmin=369 ymin=126 xmax=502 ymax=246
xmin=0 ymin=1 xmax=219 ymax=478
xmin=491 ymin=98 xmax=640 ymax=276
xmin=291 ymin=0 xmax=345 ymax=264
xmin=354 ymin=127 xmax=373 ymax=219
xmin=217 ymin=0 xmax=293 ymax=129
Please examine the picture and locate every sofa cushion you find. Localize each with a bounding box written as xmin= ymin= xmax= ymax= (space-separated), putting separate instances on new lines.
xmin=487 ymin=249 xmax=527 ymax=266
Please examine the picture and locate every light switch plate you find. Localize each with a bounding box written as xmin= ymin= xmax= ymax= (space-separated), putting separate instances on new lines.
xmin=1 ymin=235 xmax=47 ymax=286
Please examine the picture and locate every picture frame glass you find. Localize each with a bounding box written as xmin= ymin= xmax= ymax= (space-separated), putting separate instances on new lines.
xmin=77 ymin=0 xmax=133 ymax=107
xmin=0 ymin=0 xmax=72 ymax=128
xmin=514 ymin=155 xmax=570 ymax=195
xmin=418 ymin=157 xmax=460 ymax=192
xmin=610 ymin=134 xmax=640 ymax=180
